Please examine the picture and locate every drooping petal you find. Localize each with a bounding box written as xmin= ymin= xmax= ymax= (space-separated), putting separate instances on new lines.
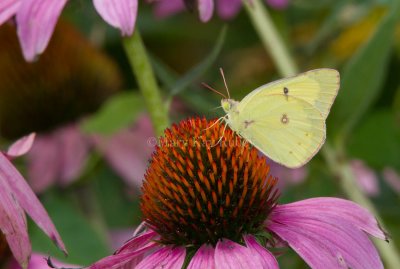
xmin=268 ymin=160 xmax=307 ymax=189
xmin=136 ymin=246 xmax=186 ymax=269
xmin=382 ymin=167 xmax=400 ymax=194
xmin=115 ymin=229 xmax=158 ymax=254
xmin=27 ymin=133 xmax=60 ymax=193
xmin=93 ymin=0 xmax=137 ymax=36
xmin=88 ymin=229 xmax=158 ymax=268
xmin=244 ymin=235 xmax=279 ymax=269
xmin=215 ymin=239 xmax=266 ymax=269
xmin=8 ymin=253 xmax=80 ymax=269
xmin=6 ymin=133 xmax=36 ymax=158
xmin=267 ymin=198 xmax=385 ymax=269
xmin=269 ymin=197 xmax=386 ymax=240
xmin=0 ymin=153 xmax=66 ymax=254
xmin=216 ymin=0 xmax=242 ymax=20
xmin=88 ymin=242 xmax=158 ymax=269
xmin=0 ymin=174 xmax=30 ymax=269
xmin=16 ymin=0 xmax=68 ymax=61
xmin=0 ymin=0 xmax=20 ymax=25
xmin=56 ymin=125 xmax=89 ymax=185
xmin=350 ymin=159 xmax=379 ymax=196
xmin=187 ymin=244 xmax=215 ymax=269
xmin=198 ymin=0 xmax=214 ymax=22
xmin=92 ymin=116 xmax=154 ymax=188
xmin=153 ymin=0 xmax=185 ymax=19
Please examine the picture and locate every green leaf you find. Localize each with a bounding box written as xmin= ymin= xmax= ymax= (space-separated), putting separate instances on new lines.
xmin=348 ymin=109 xmax=400 ymax=170
xmin=329 ymin=1 xmax=399 ymax=140
xmin=29 ymin=191 xmax=109 ymax=265
xmin=169 ymin=26 xmax=227 ymax=96
xmin=80 ymin=92 xmax=144 ymax=135
xmin=93 ymin=166 xmax=142 ymax=227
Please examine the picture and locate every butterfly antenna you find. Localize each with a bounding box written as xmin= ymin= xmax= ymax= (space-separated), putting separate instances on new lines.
xmin=201 ymin=82 xmax=227 ymax=99
xmin=219 ymin=68 xmax=230 ymax=99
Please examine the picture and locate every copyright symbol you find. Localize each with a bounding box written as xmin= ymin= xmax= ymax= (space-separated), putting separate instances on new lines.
xmin=147 ymin=137 xmax=158 ymax=147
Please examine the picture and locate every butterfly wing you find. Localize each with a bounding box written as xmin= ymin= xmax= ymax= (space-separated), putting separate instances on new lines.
xmin=229 ymin=94 xmax=325 ymax=168
xmin=238 ymin=69 xmax=340 ymax=119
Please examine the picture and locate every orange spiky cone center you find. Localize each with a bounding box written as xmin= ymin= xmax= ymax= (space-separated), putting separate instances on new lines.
xmin=141 ymin=118 xmax=279 ymax=246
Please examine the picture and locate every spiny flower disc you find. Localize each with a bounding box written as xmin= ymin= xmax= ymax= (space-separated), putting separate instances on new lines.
xmin=141 ymin=118 xmax=279 ymax=246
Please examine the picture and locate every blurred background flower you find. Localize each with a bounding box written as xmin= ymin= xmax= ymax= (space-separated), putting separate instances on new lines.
xmin=151 ymin=0 xmax=290 ymax=21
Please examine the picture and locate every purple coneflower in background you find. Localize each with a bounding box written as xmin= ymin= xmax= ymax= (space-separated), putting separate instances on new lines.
xmin=27 ymin=115 xmax=154 ymax=193
xmin=87 ymin=118 xmax=386 ymax=269
xmin=0 ymin=0 xmax=137 ymax=61
xmin=151 ymin=0 xmax=290 ymax=22
xmin=0 ymin=134 xmax=66 ymax=269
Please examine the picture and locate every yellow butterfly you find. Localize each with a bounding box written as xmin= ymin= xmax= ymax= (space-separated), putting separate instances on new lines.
xmin=218 ymin=69 xmax=340 ymax=168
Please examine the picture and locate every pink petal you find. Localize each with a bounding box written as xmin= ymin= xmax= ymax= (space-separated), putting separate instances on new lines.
xmin=27 ymin=125 xmax=89 ymax=193
xmin=136 ymin=246 xmax=186 ymax=269
xmin=16 ymin=0 xmax=68 ymax=61
xmin=216 ymin=0 xmax=242 ymax=20
xmin=115 ymin=229 xmax=158 ymax=254
xmin=27 ymin=133 xmax=60 ymax=193
xmin=265 ymin=0 xmax=290 ymax=10
xmin=88 ymin=242 xmax=158 ymax=269
xmin=215 ymin=239 xmax=266 ymax=269
xmin=56 ymin=125 xmax=89 ymax=185
xmin=0 ymin=0 xmax=20 ymax=25
xmin=351 ymin=159 xmax=379 ymax=196
xmin=93 ymin=0 xmax=137 ymax=36
xmin=0 ymin=153 xmax=67 ymax=254
xmin=187 ymin=244 xmax=215 ymax=269
xmin=244 ymin=235 xmax=279 ymax=268
xmin=269 ymin=197 xmax=387 ymax=240
xmin=7 ymin=133 xmax=36 ymax=158
xmin=268 ymin=160 xmax=307 ymax=189
xmin=0 ymin=172 xmax=30 ymax=268
xmin=88 ymin=228 xmax=158 ymax=269
xmin=198 ymin=0 xmax=214 ymax=22
xmin=8 ymin=253 xmax=80 ymax=269
xmin=382 ymin=167 xmax=400 ymax=194
xmin=267 ymin=198 xmax=385 ymax=269
xmin=153 ymin=0 xmax=185 ymax=19
xmin=92 ymin=116 xmax=155 ymax=188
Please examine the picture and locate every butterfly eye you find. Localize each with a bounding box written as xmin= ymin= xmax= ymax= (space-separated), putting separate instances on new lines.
xmin=283 ymin=87 xmax=289 ymax=95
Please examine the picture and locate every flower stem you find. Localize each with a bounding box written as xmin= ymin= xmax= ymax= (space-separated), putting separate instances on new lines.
xmin=243 ymin=0 xmax=298 ymax=77
xmin=123 ymin=30 xmax=170 ymax=137
xmin=323 ymin=143 xmax=400 ymax=268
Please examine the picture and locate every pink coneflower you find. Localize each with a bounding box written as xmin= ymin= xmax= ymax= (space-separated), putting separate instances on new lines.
xmin=0 ymin=0 xmax=137 ymax=61
xmin=0 ymin=134 xmax=66 ymax=269
xmin=87 ymin=118 xmax=386 ymax=269
xmin=151 ymin=0 xmax=290 ymax=21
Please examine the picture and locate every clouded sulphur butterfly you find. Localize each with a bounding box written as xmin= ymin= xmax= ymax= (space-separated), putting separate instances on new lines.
xmin=218 ymin=68 xmax=340 ymax=168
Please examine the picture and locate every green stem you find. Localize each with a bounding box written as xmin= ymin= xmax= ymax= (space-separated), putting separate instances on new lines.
xmin=123 ymin=30 xmax=170 ymax=137
xmin=323 ymin=143 xmax=400 ymax=268
xmin=243 ymin=0 xmax=298 ymax=77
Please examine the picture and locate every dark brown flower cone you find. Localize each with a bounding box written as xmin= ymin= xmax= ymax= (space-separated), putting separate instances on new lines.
xmin=0 ymin=21 xmax=122 ymax=139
